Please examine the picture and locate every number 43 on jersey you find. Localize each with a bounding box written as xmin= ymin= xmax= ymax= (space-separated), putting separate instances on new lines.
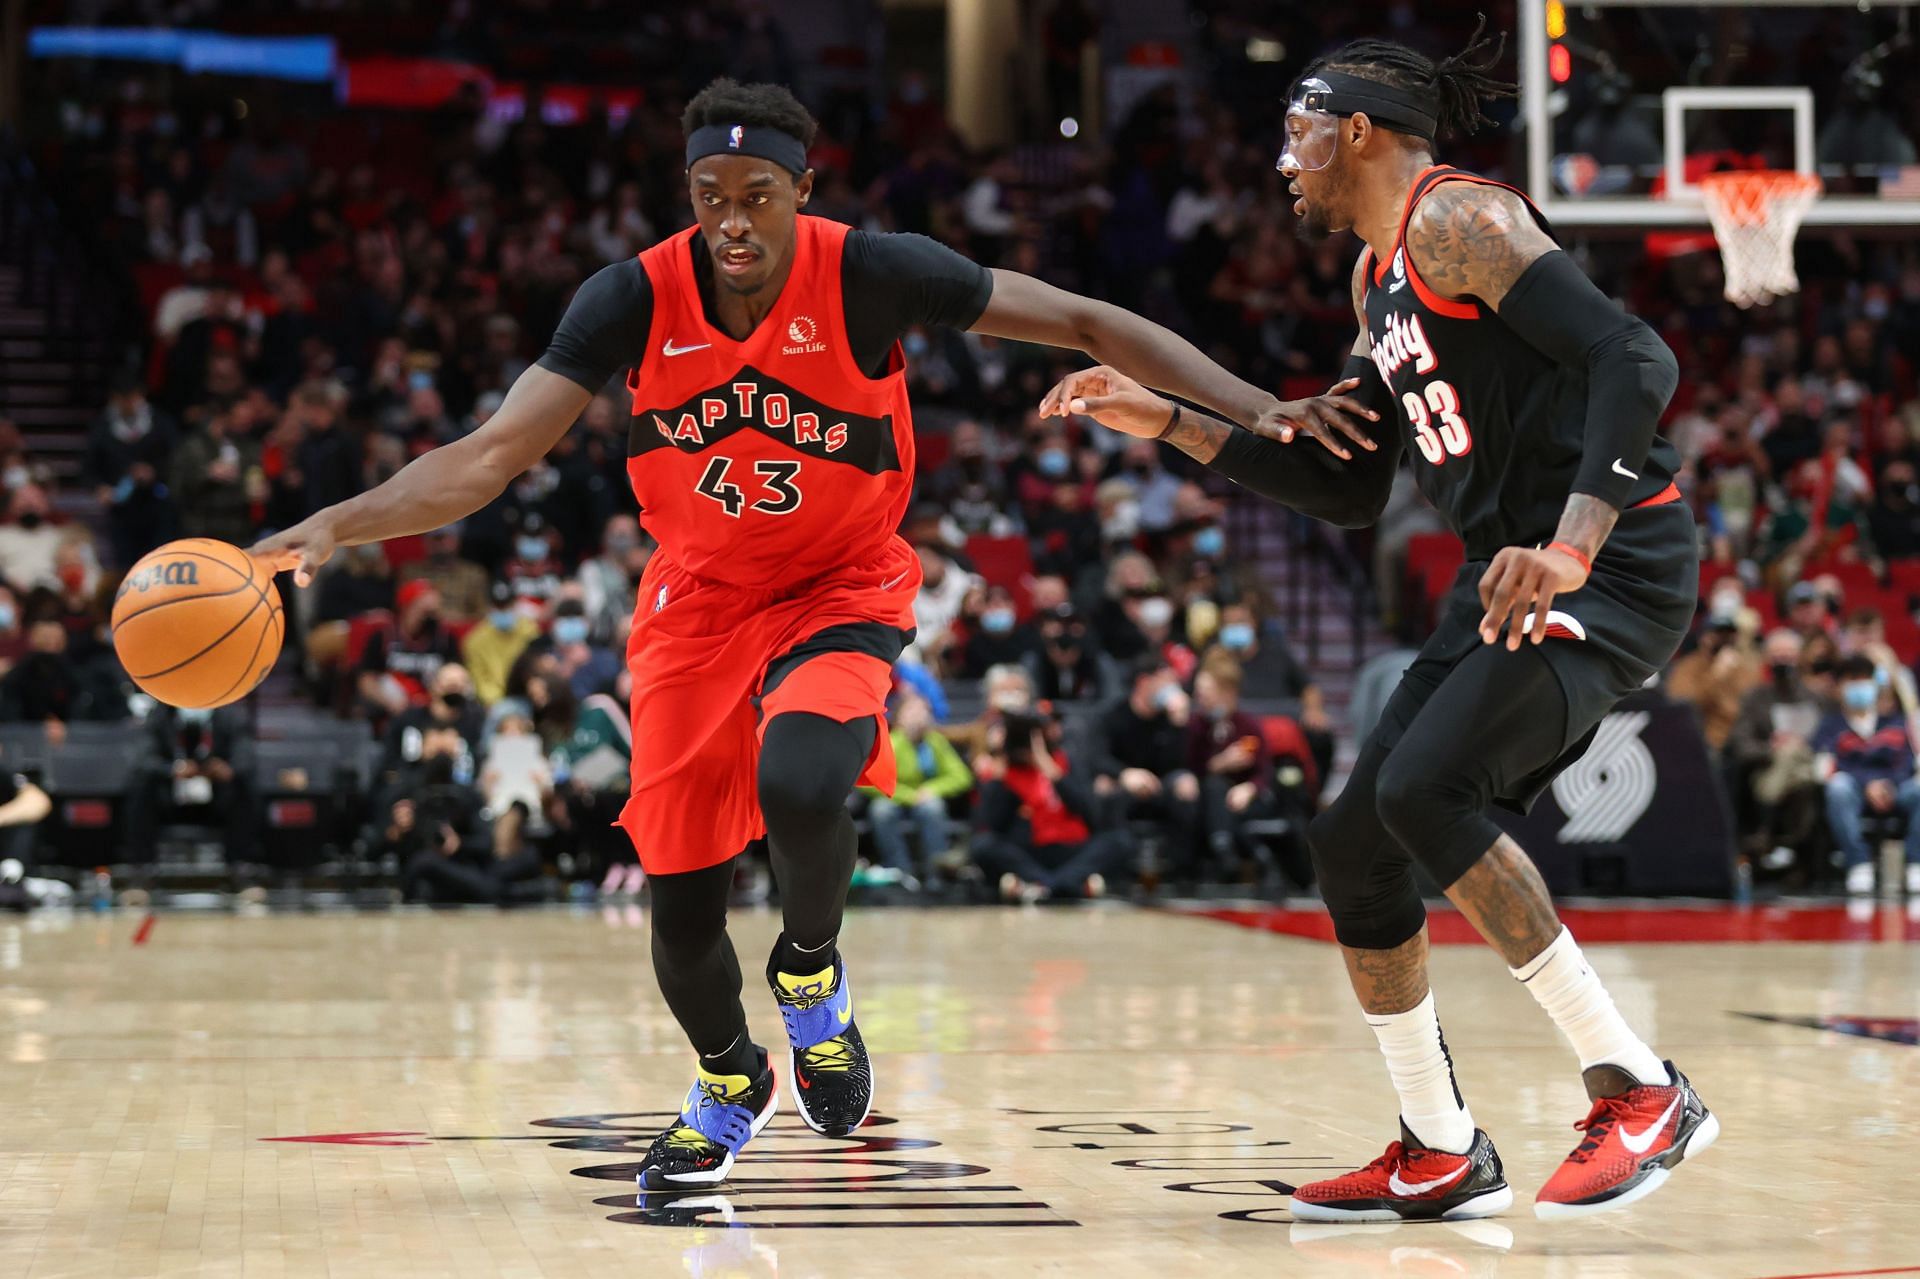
xmin=696 ymin=457 xmax=804 ymax=517
xmin=1403 ymin=380 xmax=1474 ymax=465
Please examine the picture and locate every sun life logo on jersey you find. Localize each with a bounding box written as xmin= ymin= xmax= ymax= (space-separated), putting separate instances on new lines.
xmin=729 ymin=125 xmax=744 ymax=149
xmin=1388 ymin=248 xmax=1408 ymax=293
xmin=783 ymin=314 xmax=827 ymax=356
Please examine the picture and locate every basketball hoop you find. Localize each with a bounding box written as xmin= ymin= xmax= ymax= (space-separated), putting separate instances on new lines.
xmin=1697 ymin=171 xmax=1822 ymax=308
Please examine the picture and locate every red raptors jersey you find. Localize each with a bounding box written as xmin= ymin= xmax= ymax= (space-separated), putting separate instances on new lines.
xmin=625 ymin=217 xmax=916 ymax=589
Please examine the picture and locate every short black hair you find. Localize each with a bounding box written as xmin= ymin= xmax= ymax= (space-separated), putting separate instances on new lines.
xmin=1307 ymin=14 xmax=1516 ymax=140
xmin=1838 ymin=653 xmax=1878 ymax=682
xmin=682 ymin=78 xmax=818 ymax=147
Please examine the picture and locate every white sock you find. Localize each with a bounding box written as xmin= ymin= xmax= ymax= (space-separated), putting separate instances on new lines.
xmin=1511 ymin=928 xmax=1667 ymax=1086
xmin=1365 ymin=991 xmax=1475 ymax=1155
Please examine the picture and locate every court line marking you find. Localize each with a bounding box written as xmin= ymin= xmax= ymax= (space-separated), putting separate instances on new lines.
xmin=1748 ymin=1268 xmax=1920 ymax=1279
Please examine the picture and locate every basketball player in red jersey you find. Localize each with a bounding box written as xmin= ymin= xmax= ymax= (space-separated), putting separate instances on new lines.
xmin=253 ymin=79 xmax=1369 ymax=1189
xmin=1040 ymin=25 xmax=1715 ymax=1221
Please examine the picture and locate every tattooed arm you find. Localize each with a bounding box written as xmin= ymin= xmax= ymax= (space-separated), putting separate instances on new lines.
xmin=1404 ymin=182 xmax=1679 ymax=649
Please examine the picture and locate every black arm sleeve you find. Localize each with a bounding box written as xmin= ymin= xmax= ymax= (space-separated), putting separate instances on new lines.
xmin=841 ymin=230 xmax=994 ymax=375
xmin=1206 ymin=408 xmax=1405 ymax=529
xmin=535 ymin=258 xmax=654 ymax=393
xmin=1498 ymin=250 xmax=1679 ymax=509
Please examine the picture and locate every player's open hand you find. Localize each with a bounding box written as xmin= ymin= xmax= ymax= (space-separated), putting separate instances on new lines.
xmin=1248 ymin=379 xmax=1381 ymax=461
xmin=1037 ymin=366 xmax=1174 ymax=439
xmin=249 ymin=518 xmax=338 ymax=588
xmin=1477 ymin=545 xmax=1590 ymax=651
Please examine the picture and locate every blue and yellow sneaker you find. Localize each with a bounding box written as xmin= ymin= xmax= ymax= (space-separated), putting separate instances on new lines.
xmin=767 ymin=947 xmax=873 ymax=1135
xmin=635 ymin=1052 xmax=778 ymax=1190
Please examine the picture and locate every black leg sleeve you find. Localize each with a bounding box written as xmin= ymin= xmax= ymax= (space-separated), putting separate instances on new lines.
xmin=648 ymin=858 xmax=753 ymax=1062
xmin=758 ymin=711 xmax=876 ymax=969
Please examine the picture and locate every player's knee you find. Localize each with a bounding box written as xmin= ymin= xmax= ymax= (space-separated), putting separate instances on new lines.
xmin=1373 ymin=752 xmax=1466 ymax=850
xmin=650 ymin=887 xmax=726 ymax=960
xmin=1306 ymin=798 xmax=1370 ymax=901
xmin=757 ymin=714 xmax=863 ymax=834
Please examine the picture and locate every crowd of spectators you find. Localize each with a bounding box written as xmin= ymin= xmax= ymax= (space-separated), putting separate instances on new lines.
xmin=2 ymin=5 xmax=1918 ymax=900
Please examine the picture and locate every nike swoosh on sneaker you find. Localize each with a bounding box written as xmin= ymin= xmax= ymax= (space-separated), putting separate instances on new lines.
xmin=1618 ymin=1096 xmax=1682 ymax=1154
xmin=1610 ymin=458 xmax=1639 ymax=480
xmin=835 ymin=1002 xmax=853 ymax=1026
xmin=663 ymin=339 xmax=711 ymax=357
xmin=1388 ymin=1161 xmax=1471 ymax=1197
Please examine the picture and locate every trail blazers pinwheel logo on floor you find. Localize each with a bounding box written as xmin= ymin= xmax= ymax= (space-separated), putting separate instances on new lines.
xmin=1552 ymin=711 xmax=1656 ymax=843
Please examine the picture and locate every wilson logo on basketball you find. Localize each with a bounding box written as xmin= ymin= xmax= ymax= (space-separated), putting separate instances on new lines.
xmin=117 ymin=560 xmax=200 ymax=595
xmin=783 ymin=314 xmax=826 ymax=355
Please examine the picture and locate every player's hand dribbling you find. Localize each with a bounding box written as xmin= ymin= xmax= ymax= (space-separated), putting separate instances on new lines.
xmin=249 ymin=517 xmax=339 ymax=588
xmin=1477 ymin=546 xmax=1590 ymax=651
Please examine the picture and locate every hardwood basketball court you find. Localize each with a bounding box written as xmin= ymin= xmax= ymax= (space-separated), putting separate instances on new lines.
xmin=0 ymin=904 xmax=1914 ymax=1277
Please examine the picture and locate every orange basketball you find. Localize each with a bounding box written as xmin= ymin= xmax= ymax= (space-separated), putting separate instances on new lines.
xmin=110 ymin=538 xmax=284 ymax=709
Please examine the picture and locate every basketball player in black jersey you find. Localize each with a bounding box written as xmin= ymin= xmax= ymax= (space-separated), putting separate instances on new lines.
xmin=1043 ymin=24 xmax=1715 ymax=1221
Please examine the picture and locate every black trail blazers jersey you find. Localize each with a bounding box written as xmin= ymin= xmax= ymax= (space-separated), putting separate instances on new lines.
xmin=1361 ymin=166 xmax=1684 ymax=561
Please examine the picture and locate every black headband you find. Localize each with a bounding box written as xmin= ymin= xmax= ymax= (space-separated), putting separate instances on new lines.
xmin=685 ymin=123 xmax=809 ymax=176
xmin=1294 ymin=70 xmax=1438 ymax=141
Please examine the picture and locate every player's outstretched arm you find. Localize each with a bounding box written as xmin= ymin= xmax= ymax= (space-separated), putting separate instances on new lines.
xmin=250 ymin=365 xmax=592 ymax=585
xmin=1043 ymin=364 xmax=1400 ymax=529
xmin=1404 ymin=182 xmax=1679 ymax=648
xmin=974 ymin=268 xmax=1378 ymax=460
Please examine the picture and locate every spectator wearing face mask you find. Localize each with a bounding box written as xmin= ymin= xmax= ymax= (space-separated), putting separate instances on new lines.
xmin=171 ymin=400 xmax=263 ymax=549
xmin=399 ymin=522 xmax=491 ymax=624
xmin=1117 ymin=439 xmax=1182 ymax=532
xmin=504 ymin=514 xmax=565 ymax=613
xmin=1816 ymin=654 xmax=1920 ymax=897
xmin=381 ymin=661 xmax=484 ymax=783
xmin=384 ymin=727 xmax=497 ymax=904
xmin=958 ymin=584 xmax=1035 ymax=678
xmin=1868 ymin=461 xmax=1920 ymax=559
xmin=948 ymin=662 xmax=1036 ymax=775
xmin=857 ymin=689 xmax=972 ymax=886
xmin=908 ymin=540 xmax=978 ymax=675
xmin=1209 ymin=599 xmax=1331 ymax=783
xmin=1187 ymin=655 xmax=1276 ymax=878
xmin=124 ymin=704 xmax=256 ymax=863
xmin=576 ymin=514 xmax=646 ymax=644
xmin=314 ymin=541 xmax=395 ymax=625
xmin=87 ymin=372 xmax=177 ymax=567
xmin=1091 ymin=657 xmax=1201 ymax=875
xmin=463 ymin=581 xmax=546 ymax=706
xmin=0 ymin=486 xmax=95 ymax=594
xmin=1092 ymin=552 xmax=1156 ymax=662
xmin=551 ymin=598 xmax=621 ymax=698
xmin=1025 ymin=604 xmax=1111 ymax=702
xmin=1783 ymin=580 xmax=1835 ymax=644
xmin=1727 ymin=628 xmax=1826 ymax=877
xmin=1129 ymin=588 xmax=1195 ymax=684
xmin=0 ymin=620 xmax=95 ymax=745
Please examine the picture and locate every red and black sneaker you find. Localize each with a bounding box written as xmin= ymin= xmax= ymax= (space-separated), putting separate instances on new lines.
xmin=1534 ymin=1060 xmax=1718 ymax=1220
xmin=1290 ymin=1121 xmax=1512 ymax=1222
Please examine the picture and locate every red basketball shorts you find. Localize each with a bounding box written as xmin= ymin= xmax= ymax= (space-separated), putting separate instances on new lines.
xmin=616 ymin=535 xmax=920 ymax=876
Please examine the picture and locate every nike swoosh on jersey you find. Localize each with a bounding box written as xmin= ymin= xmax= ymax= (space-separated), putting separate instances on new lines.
xmin=1388 ymin=1162 xmax=1471 ymax=1197
xmin=1618 ymin=1096 xmax=1682 ymax=1154
xmin=880 ymin=571 xmax=909 ymax=591
xmin=663 ymin=339 xmax=712 ymax=357
xmin=1611 ymin=458 xmax=1639 ymax=480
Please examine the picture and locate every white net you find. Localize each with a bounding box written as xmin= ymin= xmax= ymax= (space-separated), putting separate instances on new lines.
xmin=1698 ymin=171 xmax=1823 ymax=308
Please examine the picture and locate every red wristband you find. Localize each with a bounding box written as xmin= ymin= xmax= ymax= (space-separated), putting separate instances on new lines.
xmin=1547 ymin=541 xmax=1592 ymax=574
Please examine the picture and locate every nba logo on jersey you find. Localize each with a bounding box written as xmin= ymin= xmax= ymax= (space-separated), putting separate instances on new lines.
xmin=729 ymin=125 xmax=744 ymax=149
xmin=1389 ymin=248 xmax=1408 ymax=292
xmin=655 ymin=584 xmax=670 ymax=613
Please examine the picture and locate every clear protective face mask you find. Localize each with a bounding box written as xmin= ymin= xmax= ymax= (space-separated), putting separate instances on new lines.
xmin=1277 ymin=78 xmax=1342 ymax=174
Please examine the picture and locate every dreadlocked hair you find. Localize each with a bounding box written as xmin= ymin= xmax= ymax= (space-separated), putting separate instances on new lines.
xmin=682 ymin=78 xmax=819 ymax=147
xmin=1311 ymin=14 xmax=1517 ymax=139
